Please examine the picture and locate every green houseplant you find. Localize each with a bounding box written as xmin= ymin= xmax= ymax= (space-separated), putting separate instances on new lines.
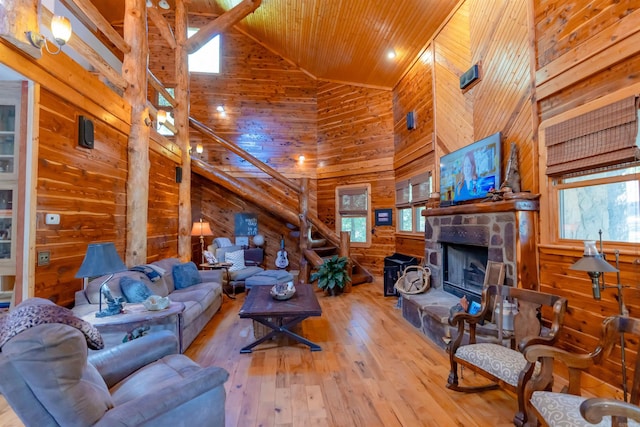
xmin=310 ymin=255 xmax=351 ymax=295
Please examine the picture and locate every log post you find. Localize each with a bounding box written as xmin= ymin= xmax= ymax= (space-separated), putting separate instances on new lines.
xmin=175 ymin=0 xmax=191 ymax=262
xmin=299 ymin=177 xmax=309 ymax=284
xmin=123 ymin=0 xmax=149 ymax=266
xmin=339 ymin=231 xmax=352 ymax=292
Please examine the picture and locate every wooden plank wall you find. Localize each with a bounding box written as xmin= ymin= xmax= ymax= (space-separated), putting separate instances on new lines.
xmin=431 ymin=0 xmax=535 ymax=192
xmin=36 ymin=88 xmax=128 ymax=306
xmin=147 ymin=148 xmax=180 ymax=262
xmin=317 ymin=81 xmax=394 ymax=275
xmin=533 ymin=0 xmax=640 ymax=397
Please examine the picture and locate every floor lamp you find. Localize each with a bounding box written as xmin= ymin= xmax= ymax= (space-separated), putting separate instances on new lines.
xmin=570 ymin=238 xmax=630 ymax=401
xmin=191 ymin=218 xmax=213 ymax=265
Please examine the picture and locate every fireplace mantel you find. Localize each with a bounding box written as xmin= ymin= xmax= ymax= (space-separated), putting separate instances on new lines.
xmin=423 ymin=196 xmax=539 ymax=217
xmin=422 ymin=194 xmax=540 ymax=291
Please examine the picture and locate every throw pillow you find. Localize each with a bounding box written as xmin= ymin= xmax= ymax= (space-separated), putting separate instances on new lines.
xmin=172 ymin=262 xmax=202 ymax=290
xmin=226 ymin=249 xmax=246 ymax=272
xmin=119 ymin=277 xmax=153 ymax=303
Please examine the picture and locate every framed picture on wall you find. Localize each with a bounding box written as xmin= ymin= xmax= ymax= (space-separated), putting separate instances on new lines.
xmin=375 ymin=209 xmax=393 ymax=226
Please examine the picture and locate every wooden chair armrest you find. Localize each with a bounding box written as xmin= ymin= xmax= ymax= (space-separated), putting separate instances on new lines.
xmin=518 ymin=334 xmax=558 ymax=352
xmin=523 ymin=344 xmax=596 ymax=370
xmin=580 ymin=398 xmax=640 ymax=425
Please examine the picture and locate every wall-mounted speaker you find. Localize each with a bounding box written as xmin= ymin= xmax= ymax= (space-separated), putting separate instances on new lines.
xmin=406 ymin=111 xmax=416 ymax=130
xmin=78 ymin=116 xmax=94 ymax=149
xmin=175 ymin=166 xmax=183 ymax=183
xmin=459 ymin=63 xmax=480 ymax=90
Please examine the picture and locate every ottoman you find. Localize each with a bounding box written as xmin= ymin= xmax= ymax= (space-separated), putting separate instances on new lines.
xmin=245 ymin=269 xmax=294 ymax=291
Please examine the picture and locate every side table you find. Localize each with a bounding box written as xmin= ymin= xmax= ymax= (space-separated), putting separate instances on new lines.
xmin=80 ymin=301 xmax=185 ymax=352
xmin=200 ymin=262 xmax=235 ymax=299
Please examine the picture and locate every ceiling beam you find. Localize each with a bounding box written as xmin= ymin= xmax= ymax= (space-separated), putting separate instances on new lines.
xmin=147 ymin=5 xmax=176 ymax=50
xmin=185 ymin=0 xmax=261 ymax=54
xmin=69 ymin=0 xmax=130 ymax=54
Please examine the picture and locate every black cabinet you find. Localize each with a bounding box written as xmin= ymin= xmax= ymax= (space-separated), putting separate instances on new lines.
xmin=383 ymin=253 xmax=418 ymax=296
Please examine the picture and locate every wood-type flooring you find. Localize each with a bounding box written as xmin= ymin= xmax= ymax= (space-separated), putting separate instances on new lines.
xmin=0 ymin=280 xmax=519 ymax=426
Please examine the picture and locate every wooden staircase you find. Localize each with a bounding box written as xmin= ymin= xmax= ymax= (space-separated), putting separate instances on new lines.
xmin=189 ymin=118 xmax=374 ymax=286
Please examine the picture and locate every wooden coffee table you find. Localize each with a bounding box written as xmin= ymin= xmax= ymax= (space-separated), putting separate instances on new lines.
xmin=238 ymin=284 xmax=322 ymax=353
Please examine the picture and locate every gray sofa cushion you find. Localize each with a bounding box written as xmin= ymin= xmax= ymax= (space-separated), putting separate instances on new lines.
xmin=229 ymin=266 xmax=264 ymax=281
xmin=86 ymin=271 xmax=154 ymax=304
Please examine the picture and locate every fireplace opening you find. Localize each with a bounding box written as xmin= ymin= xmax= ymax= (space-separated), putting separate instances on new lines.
xmin=443 ymin=243 xmax=488 ymax=304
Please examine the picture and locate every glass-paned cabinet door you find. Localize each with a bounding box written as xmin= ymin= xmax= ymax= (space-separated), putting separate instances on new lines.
xmin=0 ymin=101 xmax=18 ymax=178
xmin=0 ymin=188 xmax=15 ymax=263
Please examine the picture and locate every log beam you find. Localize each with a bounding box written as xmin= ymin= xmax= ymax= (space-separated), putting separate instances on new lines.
xmin=69 ymin=0 xmax=130 ymax=54
xmin=147 ymin=5 xmax=176 ymax=50
xmin=148 ymin=70 xmax=176 ymax=107
xmin=185 ymin=0 xmax=261 ymax=54
xmin=192 ymin=159 xmax=300 ymax=227
xmin=175 ymin=0 xmax=191 ymax=261
xmin=299 ymin=177 xmax=309 ymax=284
xmin=190 ymin=117 xmax=300 ymax=193
xmin=123 ymin=0 xmax=150 ymax=266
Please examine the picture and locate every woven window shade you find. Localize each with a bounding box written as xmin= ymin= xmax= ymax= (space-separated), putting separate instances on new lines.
xmin=546 ymin=96 xmax=640 ymax=176
xmin=338 ymin=187 xmax=368 ymax=215
xmin=395 ymin=180 xmax=410 ymax=207
xmin=411 ymin=172 xmax=432 ymax=203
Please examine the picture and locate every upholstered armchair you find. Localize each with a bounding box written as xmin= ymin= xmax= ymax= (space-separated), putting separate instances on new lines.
xmin=447 ymin=284 xmax=568 ymax=427
xmin=524 ymin=315 xmax=640 ymax=427
xmin=0 ymin=298 xmax=229 ymax=427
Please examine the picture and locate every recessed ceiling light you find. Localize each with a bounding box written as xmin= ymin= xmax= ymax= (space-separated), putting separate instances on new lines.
xmin=387 ymin=49 xmax=396 ymax=60
xmin=216 ymin=105 xmax=225 ymax=112
xmin=158 ymin=0 xmax=170 ymax=10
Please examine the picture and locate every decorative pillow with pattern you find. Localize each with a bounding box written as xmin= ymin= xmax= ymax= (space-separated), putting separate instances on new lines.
xmin=226 ymin=249 xmax=246 ymax=272
xmin=119 ymin=277 xmax=153 ymax=303
xmin=0 ymin=298 xmax=103 ymax=350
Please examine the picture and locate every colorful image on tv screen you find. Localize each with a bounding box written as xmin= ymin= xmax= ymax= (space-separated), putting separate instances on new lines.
xmin=440 ymin=132 xmax=501 ymax=204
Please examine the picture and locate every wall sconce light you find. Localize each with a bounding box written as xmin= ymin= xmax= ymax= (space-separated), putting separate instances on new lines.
xmin=157 ymin=109 xmax=167 ymax=124
xmin=216 ymin=105 xmax=225 ymax=112
xmin=196 ymin=144 xmax=204 ymax=154
xmin=26 ymin=15 xmax=72 ymax=55
xmin=146 ymin=0 xmax=170 ymax=9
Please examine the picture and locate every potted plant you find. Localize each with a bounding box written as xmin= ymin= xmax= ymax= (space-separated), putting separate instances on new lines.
xmin=310 ymin=255 xmax=351 ymax=296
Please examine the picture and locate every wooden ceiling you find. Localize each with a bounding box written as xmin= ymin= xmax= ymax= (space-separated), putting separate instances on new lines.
xmin=91 ymin=0 xmax=458 ymax=89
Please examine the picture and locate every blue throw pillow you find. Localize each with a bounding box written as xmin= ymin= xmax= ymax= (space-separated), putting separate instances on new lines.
xmin=120 ymin=277 xmax=153 ymax=303
xmin=172 ymin=262 xmax=201 ymax=290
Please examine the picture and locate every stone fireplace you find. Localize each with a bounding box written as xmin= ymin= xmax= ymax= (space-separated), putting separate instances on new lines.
xmin=400 ymin=196 xmax=540 ymax=349
xmin=424 ymin=197 xmax=540 ymax=293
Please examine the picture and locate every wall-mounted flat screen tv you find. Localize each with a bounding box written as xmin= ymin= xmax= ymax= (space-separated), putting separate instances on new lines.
xmin=439 ymin=132 xmax=502 ymax=205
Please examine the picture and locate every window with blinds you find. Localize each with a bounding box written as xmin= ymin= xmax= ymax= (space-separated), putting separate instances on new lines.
xmin=546 ymin=96 xmax=640 ymax=244
xmin=336 ymin=185 xmax=370 ymax=246
xmin=395 ymin=172 xmax=432 ymax=233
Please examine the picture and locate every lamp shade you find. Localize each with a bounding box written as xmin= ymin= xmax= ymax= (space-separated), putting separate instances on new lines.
xmin=253 ymin=234 xmax=265 ymax=247
xmin=569 ymin=240 xmax=619 ymax=274
xmin=51 ymin=16 xmax=72 ymax=45
xmin=191 ymin=220 xmax=213 ymax=237
xmin=570 ymin=255 xmax=619 ymax=273
xmin=75 ymin=243 xmax=127 ymax=278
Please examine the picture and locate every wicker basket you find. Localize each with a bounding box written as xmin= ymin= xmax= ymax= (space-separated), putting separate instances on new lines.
xmin=394 ymin=265 xmax=431 ymax=295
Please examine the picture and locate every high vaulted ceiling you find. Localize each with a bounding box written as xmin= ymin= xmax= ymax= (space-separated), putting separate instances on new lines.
xmin=91 ymin=0 xmax=458 ymax=89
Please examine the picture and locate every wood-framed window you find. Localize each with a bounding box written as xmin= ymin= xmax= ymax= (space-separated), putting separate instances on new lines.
xmin=543 ymin=95 xmax=640 ymax=245
xmin=396 ymin=172 xmax=431 ymax=234
xmin=336 ymin=184 xmax=371 ymax=247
